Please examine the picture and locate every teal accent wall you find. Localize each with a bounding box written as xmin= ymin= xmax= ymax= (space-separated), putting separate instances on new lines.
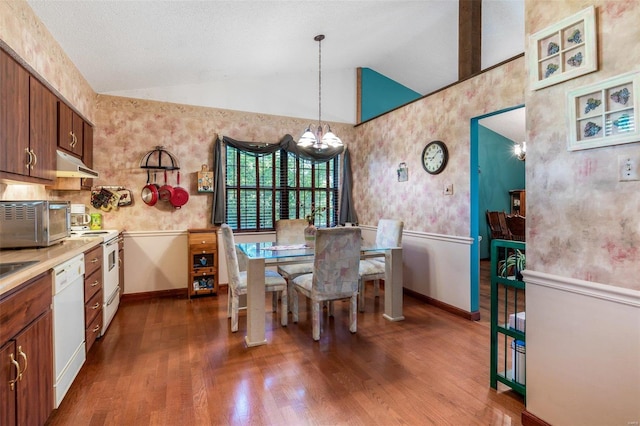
xmin=360 ymin=68 xmax=421 ymax=122
xmin=478 ymin=125 xmax=525 ymax=259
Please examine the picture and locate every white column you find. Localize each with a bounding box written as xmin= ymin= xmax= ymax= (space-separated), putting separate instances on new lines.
xmin=245 ymin=257 xmax=267 ymax=347
xmin=383 ymin=247 xmax=405 ymax=321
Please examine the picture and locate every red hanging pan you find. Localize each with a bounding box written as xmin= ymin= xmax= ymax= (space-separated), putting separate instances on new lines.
xmin=141 ymin=170 xmax=159 ymax=206
xmin=170 ymin=171 xmax=189 ymax=209
xmin=158 ymin=170 xmax=174 ymax=202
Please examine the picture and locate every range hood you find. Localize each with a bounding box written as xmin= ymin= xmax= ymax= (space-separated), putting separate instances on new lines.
xmin=56 ymin=150 xmax=99 ymax=178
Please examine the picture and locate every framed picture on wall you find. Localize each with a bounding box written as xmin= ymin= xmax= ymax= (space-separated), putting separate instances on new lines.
xmin=567 ymin=71 xmax=639 ymax=151
xmin=529 ymin=6 xmax=597 ymax=91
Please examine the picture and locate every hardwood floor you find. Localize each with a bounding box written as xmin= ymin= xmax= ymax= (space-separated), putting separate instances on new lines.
xmin=46 ymin=284 xmax=524 ymax=425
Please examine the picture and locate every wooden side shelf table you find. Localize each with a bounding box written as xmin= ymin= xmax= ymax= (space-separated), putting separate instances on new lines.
xmin=187 ymin=228 xmax=218 ymax=299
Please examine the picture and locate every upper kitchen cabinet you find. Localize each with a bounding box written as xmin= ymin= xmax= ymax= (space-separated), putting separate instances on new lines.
xmin=57 ymin=101 xmax=84 ymax=158
xmin=29 ymin=78 xmax=57 ymax=181
xmin=0 ymin=49 xmax=56 ymax=183
xmin=80 ymin=121 xmax=94 ymax=190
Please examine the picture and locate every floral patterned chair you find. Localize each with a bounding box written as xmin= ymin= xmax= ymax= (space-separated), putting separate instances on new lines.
xmin=275 ymin=219 xmax=314 ymax=310
xmin=292 ymin=227 xmax=362 ymax=341
xmin=358 ymin=219 xmax=404 ymax=312
xmin=220 ymin=224 xmax=288 ymax=332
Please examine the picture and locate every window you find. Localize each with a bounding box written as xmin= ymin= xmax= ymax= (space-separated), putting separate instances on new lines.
xmin=225 ymin=145 xmax=339 ymax=231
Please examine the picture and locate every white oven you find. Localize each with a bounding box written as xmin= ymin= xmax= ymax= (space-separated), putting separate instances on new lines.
xmin=101 ymin=233 xmax=120 ymax=335
xmin=68 ymin=229 xmax=120 ymax=336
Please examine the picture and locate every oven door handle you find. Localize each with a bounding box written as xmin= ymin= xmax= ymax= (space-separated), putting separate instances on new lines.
xmin=105 ymin=238 xmax=119 ymax=247
xmin=106 ymin=287 xmax=120 ymax=306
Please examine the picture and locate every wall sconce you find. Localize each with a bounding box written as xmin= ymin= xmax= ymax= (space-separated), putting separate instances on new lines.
xmin=397 ymin=162 xmax=408 ymax=182
xmin=514 ymin=141 xmax=526 ymax=161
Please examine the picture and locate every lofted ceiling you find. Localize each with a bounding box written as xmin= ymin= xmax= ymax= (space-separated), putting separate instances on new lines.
xmin=26 ymin=0 xmax=524 ymax=96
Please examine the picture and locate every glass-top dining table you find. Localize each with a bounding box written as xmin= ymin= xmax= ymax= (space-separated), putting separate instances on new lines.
xmin=236 ymin=241 xmax=404 ymax=347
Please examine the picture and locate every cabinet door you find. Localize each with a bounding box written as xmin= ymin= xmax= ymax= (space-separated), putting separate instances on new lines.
xmin=15 ymin=311 xmax=53 ymax=426
xmin=81 ymin=121 xmax=93 ymax=189
xmin=57 ymin=102 xmax=83 ymax=157
xmin=0 ymin=49 xmax=30 ymax=177
xmin=29 ymin=77 xmax=56 ymax=181
xmin=0 ymin=341 xmax=17 ymax=426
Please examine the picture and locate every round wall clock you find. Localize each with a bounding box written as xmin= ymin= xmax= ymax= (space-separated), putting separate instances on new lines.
xmin=421 ymin=140 xmax=449 ymax=175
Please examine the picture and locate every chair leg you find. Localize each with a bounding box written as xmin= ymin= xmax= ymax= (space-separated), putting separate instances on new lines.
xmin=272 ymin=292 xmax=278 ymax=313
xmin=292 ymin=290 xmax=299 ymax=323
xmin=349 ymin=295 xmax=357 ymax=333
xmin=312 ymin=300 xmax=320 ymax=341
xmin=287 ymin=279 xmax=294 ymax=313
xmin=231 ymin=294 xmax=239 ymax=332
xmin=280 ymin=289 xmax=288 ymax=327
xmin=227 ymin=287 xmax=232 ymax=318
xmin=374 ymin=279 xmax=380 ymax=298
xmin=358 ymin=279 xmax=366 ymax=312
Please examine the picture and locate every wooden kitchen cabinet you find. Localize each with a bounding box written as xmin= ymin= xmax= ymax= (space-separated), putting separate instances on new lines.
xmin=0 ymin=49 xmax=56 ymax=183
xmin=187 ymin=228 xmax=218 ymax=299
xmin=57 ymin=101 xmax=84 ymax=158
xmin=84 ymin=244 xmax=103 ymax=353
xmin=0 ymin=272 xmax=54 ymax=426
xmin=80 ymin=121 xmax=94 ymax=190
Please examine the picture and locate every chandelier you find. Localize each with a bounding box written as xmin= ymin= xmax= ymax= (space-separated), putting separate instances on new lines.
xmin=297 ymin=34 xmax=343 ymax=150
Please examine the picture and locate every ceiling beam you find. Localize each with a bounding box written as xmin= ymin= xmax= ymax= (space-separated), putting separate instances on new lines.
xmin=458 ymin=0 xmax=482 ymax=80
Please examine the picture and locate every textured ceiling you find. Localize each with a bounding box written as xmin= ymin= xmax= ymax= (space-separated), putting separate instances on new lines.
xmin=26 ymin=0 xmax=524 ymax=96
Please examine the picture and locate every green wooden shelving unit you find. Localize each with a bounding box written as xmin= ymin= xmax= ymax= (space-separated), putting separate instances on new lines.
xmin=490 ymin=239 xmax=526 ymax=397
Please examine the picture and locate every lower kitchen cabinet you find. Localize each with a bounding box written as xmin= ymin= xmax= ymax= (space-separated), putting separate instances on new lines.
xmin=0 ymin=272 xmax=54 ymax=426
xmin=84 ymin=244 xmax=103 ymax=353
xmin=187 ymin=228 xmax=218 ymax=299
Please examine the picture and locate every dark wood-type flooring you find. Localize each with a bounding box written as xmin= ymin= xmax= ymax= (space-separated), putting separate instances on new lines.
xmin=46 ymin=263 xmax=523 ymax=425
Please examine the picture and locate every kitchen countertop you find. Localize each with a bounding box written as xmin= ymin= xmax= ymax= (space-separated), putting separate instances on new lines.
xmin=0 ymin=238 xmax=102 ymax=297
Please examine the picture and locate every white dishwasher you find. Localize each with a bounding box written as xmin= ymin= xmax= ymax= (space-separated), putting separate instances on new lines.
xmin=52 ymin=254 xmax=86 ymax=408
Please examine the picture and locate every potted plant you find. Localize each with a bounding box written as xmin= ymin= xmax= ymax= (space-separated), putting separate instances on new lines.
xmin=498 ymin=249 xmax=526 ymax=280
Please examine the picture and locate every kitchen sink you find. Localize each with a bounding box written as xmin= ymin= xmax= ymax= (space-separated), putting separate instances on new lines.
xmin=0 ymin=260 xmax=39 ymax=279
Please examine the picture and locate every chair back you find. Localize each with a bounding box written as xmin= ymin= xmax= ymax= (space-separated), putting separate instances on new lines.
xmin=375 ymin=219 xmax=404 ymax=248
xmin=312 ymin=227 xmax=361 ymax=296
xmin=275 ymin=218 xmax=308 ymax=245
xmin=486 ymin=211 xmax=512 ymax=240
xmin=220 ymin=224 xmax=242 ymax=292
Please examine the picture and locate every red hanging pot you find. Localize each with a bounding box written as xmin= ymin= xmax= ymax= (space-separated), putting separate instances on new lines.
xmin=141 ymin=170 xmax=159 ymax=206
xmin=170 ymin=171 xmax=189 ymax=209
xmin=158 ymin=170 xmax=174 ymax=202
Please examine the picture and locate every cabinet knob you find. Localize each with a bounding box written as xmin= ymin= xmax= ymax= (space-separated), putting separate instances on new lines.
xmin=92 ymin=302 xmax=100 ymax=310
xmin=30 ymin=149 xmax=37 ymax=168
xmin=92 ymin=324 xmax=101 ymax=333
xmin=91 ymin=280 xmax=99 ymax=287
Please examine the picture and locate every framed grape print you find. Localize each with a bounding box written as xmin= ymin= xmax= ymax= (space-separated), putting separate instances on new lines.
xmin=529 ymin=6 xmax=597 ymax=90
xmin=567 ymin=71 xmax=639 ymax=151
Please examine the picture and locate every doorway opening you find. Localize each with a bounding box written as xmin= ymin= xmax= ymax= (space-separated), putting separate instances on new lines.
xmin=470 ymin=104 xmax=525 ymax=320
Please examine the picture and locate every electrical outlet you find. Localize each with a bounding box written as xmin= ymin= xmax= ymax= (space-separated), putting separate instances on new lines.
xmin=444 ymin=184 xmax=454 ymax=195
xmin=619 ymin=155 xmax=640 ymax=181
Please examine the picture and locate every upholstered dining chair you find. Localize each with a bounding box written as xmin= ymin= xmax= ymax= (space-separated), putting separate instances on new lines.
xmin=358 ymin=219 xmax=404 ymax=312
xmin=292 ymin=227 xmax=362 ymax=341
xmin=220 ymin=224 xmax=288 ymax=332
xmin=275 ymin=219 xmax=314 ymax=310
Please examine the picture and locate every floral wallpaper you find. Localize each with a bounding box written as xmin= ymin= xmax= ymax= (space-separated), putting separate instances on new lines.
xmin=350 ymin=58 xmax=526 ymax=237
xmin=0 ymin=0 xmax=95 ymax=122
xmin=524 ymin=0 xmax=640 ymax=290
xmin=58 ymin=96 xmax=355 ymax=232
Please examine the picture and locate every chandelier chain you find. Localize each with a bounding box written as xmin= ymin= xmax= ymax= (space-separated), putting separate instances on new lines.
xmin=318 ymin=36 xmax=322 ymax=126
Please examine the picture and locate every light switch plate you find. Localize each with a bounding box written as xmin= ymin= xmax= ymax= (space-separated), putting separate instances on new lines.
xmin=619 ymin=155 xmax=640 ymax=181
xmin=444 ymin=184 xmax=454 ymax=195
